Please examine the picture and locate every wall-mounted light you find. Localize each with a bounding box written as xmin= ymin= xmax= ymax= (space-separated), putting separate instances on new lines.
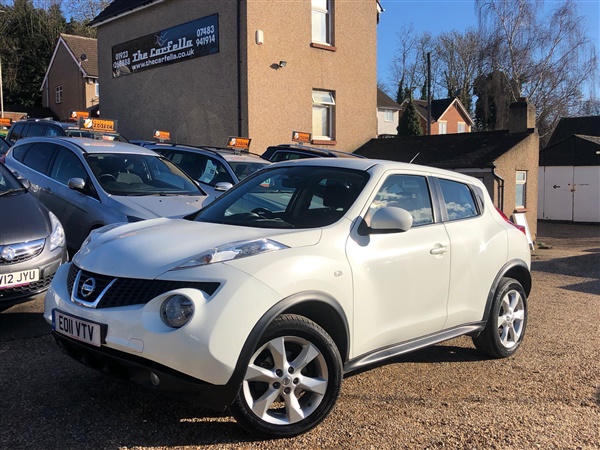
xmin=278 ymin=60 xmax=287 ymax=69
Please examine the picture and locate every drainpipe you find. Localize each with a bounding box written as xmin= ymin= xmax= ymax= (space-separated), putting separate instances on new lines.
xmin=493 ymin=168 xmax=505 ymax=211
xmin=236 ymin=0 xmax=243 ymax=136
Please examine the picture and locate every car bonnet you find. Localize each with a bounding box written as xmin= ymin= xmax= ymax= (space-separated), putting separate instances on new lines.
xmin=110 ymin=194 xmax=207 ymax=219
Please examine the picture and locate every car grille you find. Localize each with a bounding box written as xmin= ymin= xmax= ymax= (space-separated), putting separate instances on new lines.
xmin=67 ymin=264 xmax=220 ymax=309
xmin=0 ymin=239 xmax=45 ymax=265
xmin=0 ymin=274 xmax=54 ymax=300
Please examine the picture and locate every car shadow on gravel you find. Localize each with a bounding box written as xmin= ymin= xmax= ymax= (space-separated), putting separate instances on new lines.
xmin=0 ymin=311 xmax=51 ymax=342
xmin=532 ymin=251 xmax=600 ymax=295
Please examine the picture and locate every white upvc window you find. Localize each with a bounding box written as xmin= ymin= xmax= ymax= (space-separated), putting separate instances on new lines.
xmin=312 ymin=0 xmax=331 ymax=45
xmin=384 ymin=110 xmax=394 ymax=122
xmin=458 ymin=122 xmax=466 ymax=133
xmin=438 ymin=121 xmax=447 ymax=134
xmin=55 ymin=85 xmax=63 ymax=104
xmin=312 ymin=90 xmax=335 ymax=140
xmin=516 ymin=171 xmax=527 ymax=208
xmin=95 ymin=81 xmax=99 ymax=97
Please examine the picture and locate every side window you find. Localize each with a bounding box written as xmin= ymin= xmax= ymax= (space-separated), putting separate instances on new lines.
xmin=26 ymin=123 xmax=47 ymax=137
xmin=8 ymin=123 xmax=26 ymax=142
xmin=49 ymin=147 xmax=87 ymax=185
xmin=46 ymin=126 xmax=62 ymax=137
xmin=11 ymin=142 xmax=34 ymax=162
xmin=369 ymin=174 xmax=434 ymax=226
xmin=22 ymin=142 xmax=58 ymax=174
xmin=438 ymin=178 xmax=479 ymax=221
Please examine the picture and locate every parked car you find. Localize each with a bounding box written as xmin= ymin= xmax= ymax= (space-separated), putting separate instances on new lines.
xmin=6 ymin=118 xmax=128 ymax=144
xmin=4 ymin=137 xmax=207 ymax=253
xmin=261 ymin=143 xmax=366 ymax=162
xmin=0 ymin=136 xmax=11 ymax=161
xmin=139 ymin=142 xmax=270 ymax=201
xmin=44 ymin=158 xmax=531 ymax=437
xmin=0 ymin=162 xmax=67 ymax=311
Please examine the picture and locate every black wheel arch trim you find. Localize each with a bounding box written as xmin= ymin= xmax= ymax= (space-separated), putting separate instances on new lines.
xmin=481 ymin=259 xmax=531 ymax=324
xmin=227 ymin=290 xmax=350 ymax=394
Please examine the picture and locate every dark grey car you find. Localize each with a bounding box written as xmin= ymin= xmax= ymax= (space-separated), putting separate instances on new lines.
xmin=0 ymin=162 xmax=67 ymax=311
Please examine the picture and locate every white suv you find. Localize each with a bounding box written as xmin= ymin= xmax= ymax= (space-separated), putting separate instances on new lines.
xmin=44 ymin=158 xmax=531 ymax=437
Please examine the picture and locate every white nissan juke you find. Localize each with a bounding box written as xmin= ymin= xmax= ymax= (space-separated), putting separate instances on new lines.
xmin=44 ymin=158 xmax=531 ymax=437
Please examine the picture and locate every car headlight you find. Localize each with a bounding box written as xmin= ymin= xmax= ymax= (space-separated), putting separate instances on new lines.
xmin=160 ymin=295 xmax=194 ymax=328
xmin=171 ymin=238 xmax=289 ymax=270
xmin=48 ymin=212 xmax=65 ymax=251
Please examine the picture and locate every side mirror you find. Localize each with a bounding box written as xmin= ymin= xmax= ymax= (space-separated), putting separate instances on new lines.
xmin=370 ymin=207 xmax=413 ymax=233
xmin=18 ymin=177 xmax=31 ymax=190
xmin=67 ymin=177 xmax=86 ymax=191
xmin=215 ymin=181 xmax=234 ymax=192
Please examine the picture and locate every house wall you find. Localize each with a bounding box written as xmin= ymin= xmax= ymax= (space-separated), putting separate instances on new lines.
xmin=42 ymin=43 xmax=86 ymax=121
xmin=245 ymin=0 xmax=377 ymax=153
xmin=438 ymin=107 xmax=471 ymax=134
xmin=95 ymin=0 xmax=240 ymax=144
xmin=377 ymin=109 xmax=398 ymax=135
xmin=494 ymin=132 xmax=539 ymax=239
xmin=94 ymin=0 xmax=377 ymax=151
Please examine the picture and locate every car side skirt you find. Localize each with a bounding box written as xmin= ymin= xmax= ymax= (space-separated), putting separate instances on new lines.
xmin=343 ymin=322 xmax=486 ymax=374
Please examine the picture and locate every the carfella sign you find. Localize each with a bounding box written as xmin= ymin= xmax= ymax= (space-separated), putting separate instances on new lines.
xmin=111 ymin=14 xmax=219 ymax=78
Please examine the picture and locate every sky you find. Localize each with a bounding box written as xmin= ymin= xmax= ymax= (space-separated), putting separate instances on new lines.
xmin=376 ymin=0 xmax=600 ymax=91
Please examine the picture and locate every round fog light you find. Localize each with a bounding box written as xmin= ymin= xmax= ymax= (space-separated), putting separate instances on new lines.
xmin=160 ymin=295 xmax=194 ymax=328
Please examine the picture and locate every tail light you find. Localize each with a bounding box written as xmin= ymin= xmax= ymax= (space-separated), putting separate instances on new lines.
xmin=495 ymin=207 xmax=526 ymax=234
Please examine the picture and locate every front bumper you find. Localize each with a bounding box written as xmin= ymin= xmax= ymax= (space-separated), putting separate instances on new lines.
xmin=52 ymin=331 xmax=238 ymax=410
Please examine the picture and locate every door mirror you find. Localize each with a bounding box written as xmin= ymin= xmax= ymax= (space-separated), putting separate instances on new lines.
xmin=370 ymin=207 xmax=413 ymax=233
xmin=67 ymin=177 xmax=86 ymax=191
xmin=215 ymin=181 xmax=234 ymax=192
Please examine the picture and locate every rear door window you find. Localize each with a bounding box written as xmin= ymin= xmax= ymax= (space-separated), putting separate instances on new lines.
xmin=49 ymin=146 xmax=87 ymax=184
xmin=22 ymin=142 xmax=59 ymax=175
xmin=26 ymin=123 xmax=47 ymax=137
xmin=438 ymin=178 xmax=479 ymax=221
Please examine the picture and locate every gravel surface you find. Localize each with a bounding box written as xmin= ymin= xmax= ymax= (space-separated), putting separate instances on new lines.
xmin=1 ymin=221 xmax=598 ymax=449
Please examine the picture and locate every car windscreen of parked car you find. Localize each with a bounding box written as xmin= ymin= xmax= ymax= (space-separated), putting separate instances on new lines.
xmin=86 ymin=153 xmax=200 ymax=196
xmin=195 ymin=165 xmax=370 ymax=228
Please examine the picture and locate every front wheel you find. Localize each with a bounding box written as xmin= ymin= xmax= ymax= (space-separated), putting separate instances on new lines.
xmin=229 ymin=314 xmax=342 ymax=437
xmin=473 ymin=277 xmax=528 ymax=358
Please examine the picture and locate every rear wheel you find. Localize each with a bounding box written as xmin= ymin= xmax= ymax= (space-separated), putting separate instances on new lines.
xmin=473 ymin=277 xmax=527 ymax=358
xmin=229 ymin=314 xmax=342 ymax=437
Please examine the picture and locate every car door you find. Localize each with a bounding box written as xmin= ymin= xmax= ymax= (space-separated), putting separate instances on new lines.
xmin=346 ymin=172 xmax=451 ymax=357
xmin=44 ymin=145 xmax=105 ymax=250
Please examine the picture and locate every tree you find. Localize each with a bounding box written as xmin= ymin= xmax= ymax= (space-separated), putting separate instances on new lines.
xmin=476 ymin=0 xmax=598 ymax=142
xmin=397 ymin=99 xmax=422 ymax=136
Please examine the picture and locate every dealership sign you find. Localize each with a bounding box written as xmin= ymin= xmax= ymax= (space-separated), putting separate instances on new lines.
xmin=112 ymin=14 xmax=219 ymax=78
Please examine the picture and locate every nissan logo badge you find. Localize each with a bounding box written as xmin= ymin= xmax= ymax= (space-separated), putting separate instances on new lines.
xmin=80 ymin=278 xmax=96 ymax=298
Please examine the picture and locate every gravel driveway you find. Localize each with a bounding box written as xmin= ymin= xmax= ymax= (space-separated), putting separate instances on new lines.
xmin=1 ymin=221 xmax=598 ymax=449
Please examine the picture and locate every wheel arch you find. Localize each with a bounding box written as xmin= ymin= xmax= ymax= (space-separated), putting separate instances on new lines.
xmin=227 ymin=291 xmax=350 ymax=390
xmin=481 ymin=259 xmax=531 ymax=323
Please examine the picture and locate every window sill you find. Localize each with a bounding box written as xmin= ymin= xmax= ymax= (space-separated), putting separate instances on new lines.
xmin=312 ymin=139 xmax=337 ymax=146
xmin=514 ymin=208 xmax=528 ymax=213
xmin=310 ymin=43 xmax=337 ymax=52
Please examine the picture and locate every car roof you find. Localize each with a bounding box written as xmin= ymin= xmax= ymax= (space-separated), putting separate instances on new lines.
xmin=14 ymin=136 xmax=160 ymax=156
xmin=264 ymin=144 xmax=365 ymax=158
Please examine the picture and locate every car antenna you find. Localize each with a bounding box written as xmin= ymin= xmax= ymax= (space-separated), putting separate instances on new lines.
xmin=409 ymin=152 xmax=420 ymax=164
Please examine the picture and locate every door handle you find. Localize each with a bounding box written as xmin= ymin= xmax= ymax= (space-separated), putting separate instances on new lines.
xmin=430 ymin=245 xmax=448 ymax=255
xmin=40 ymin=187 xmax=52 ymax=194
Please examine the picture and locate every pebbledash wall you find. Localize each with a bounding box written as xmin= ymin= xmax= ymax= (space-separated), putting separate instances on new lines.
xmin=94 ymin=0 xmax=378 ymax=153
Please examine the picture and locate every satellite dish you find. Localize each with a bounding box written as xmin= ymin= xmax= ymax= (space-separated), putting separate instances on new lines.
xmin=80 ymin=53 xmax=88 ymax=62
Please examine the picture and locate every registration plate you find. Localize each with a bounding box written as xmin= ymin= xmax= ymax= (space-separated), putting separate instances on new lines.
xmin=0 ymin=268 xmax=40 ymax=289
xmin=52 ymin=309 xmax=105 ymax=347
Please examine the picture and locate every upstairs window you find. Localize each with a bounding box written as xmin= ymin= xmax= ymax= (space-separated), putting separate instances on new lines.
xmin=384 ymin=110 xmax=394 ymax=122
xmin=458 ymin=122 xmax=466 ymax=133
xmin=55 ymin=85 xmax=63 ymax=104
xmin=312 ymin=0 xmax=331 ymax=45
xmin=312 ymin=90 xmax=335 ymax=140
xmin=438 ymin=121 xmax=447 ymax=135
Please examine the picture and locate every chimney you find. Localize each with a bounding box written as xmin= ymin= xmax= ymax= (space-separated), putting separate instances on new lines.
xmin=509 ymin=97 xmax=536 ymax=133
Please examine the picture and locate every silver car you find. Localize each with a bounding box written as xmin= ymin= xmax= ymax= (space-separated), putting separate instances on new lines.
xmin=4 ymin=137 xmax=207 ymax=253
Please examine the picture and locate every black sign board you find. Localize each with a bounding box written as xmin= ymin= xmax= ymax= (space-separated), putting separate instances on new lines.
xmin=112 ymin=14 xmax=219 ymax=78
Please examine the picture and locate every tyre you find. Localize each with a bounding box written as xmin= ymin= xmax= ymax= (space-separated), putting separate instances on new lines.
xmin=229 ymin=314 xmax=343 ymax=437
xmin=473 ymin=277 xmax=527 ymax=358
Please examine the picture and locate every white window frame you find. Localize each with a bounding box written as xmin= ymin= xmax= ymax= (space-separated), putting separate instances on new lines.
xmin=384 ymin=110 xmax=394 ymax=122
xmin=516 ymin=171 xmax=527 ymax=208
xmin=55 ymin=85 xmax=63 ymax=104
xmin=312 ymin=0 xmax=331 ymax=45
xmin=94 ymin=81 xmax=99 ymax=97
xmin=312 ymin=89 xmax=335 ymax=140
xmin=458 ymin=122 xmax=466 ymax=133
xmin=438 ymin=121 xmax=447 ymax=135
